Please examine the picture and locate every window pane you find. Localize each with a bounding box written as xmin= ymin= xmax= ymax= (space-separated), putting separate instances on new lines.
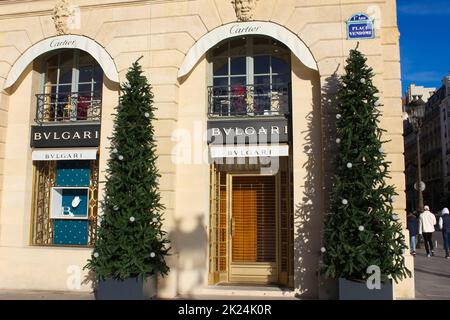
xmin=272 ymin=56 xmax=289 ymax=74
xmin=213 ymin=58 xmax=228 ymax=76
xmin=78 ymin=83 xmax=92 ymax=94
xmin=231 ymin=57 xmax=246 ymax=75
xmin=254 ymin=76 xmax=270 ymax=85
xmin=59 ymin=68 xmax=73 ymax=84
xmin=213 ymin=77 xmax=228 ymax=88
xmin=230 ymin=76 xmax=246 ymax=86
xmin=273 ymin=74 xmax=290 ymax=84
xmin=78 ymin=66 xmax=93 ymax=83
xmin=93 ymin=66 xmax=103 ymax=83
xmin=94 ymin=81 xmax=102 ymax=94
xmin=254 ymin=56 xmax=270 ymax=74
xmin=58 ymin=85 xmax=72 ymax=94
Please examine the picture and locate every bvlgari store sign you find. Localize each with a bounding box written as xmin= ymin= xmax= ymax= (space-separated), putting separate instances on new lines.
xmin=31 ymin=124 xmax=101 ymax=148
xmin=207 ymin=118 xmax=290 ymax=145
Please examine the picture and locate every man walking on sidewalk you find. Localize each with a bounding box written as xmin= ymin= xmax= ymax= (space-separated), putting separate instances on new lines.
xmin=419 ymin=205 xmax=437 ymax=258
xmin=439 ymin=208 xmax=450 ymax=259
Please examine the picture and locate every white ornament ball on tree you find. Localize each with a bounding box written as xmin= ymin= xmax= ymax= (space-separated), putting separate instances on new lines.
xmin=320 ymin=247 xmax=326 ymax=253
xmin=118 ymin=155 xmax=124 ymax=161
xmin=150 ymin=252 xmax=156 ymax=258
xmin=358 ymin=225 xmax=365 ymax=232
xmin=360 ymin=78 xmax=366 ymax=84
xmin=347 ymin=163 xmax=353 ymax=169
xmin=342 ymin=199 xmax=348 ymax=205
xmin=144 ymin=112 xmax=150 ymax=118
xmin=336 ymin=114 xmax=342 ymax=120
xmin=336 ymin=138 xmax=341 ymax=144
xmin=93 ymin=252 xmax=99 ymax=258
xmin=130 ymin=216 xmax=136 ymax=222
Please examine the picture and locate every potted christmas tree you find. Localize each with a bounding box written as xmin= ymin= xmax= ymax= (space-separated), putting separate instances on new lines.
xmin=85 ymin=59 xmax=170 ymax=300
xmin=321 ymin=47 xmax=411 ymax=300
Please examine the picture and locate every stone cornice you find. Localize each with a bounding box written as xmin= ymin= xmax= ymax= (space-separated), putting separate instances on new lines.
xmin=0 ymin=0 xmax=187 ymax=19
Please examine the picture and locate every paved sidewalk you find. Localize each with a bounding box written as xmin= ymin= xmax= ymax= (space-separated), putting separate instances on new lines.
xmin=1 ymin=233 xmax=449 ymax=300
xmin=0 ymin=289 xmax=93 ymax=300
xmin=414 ymin=232 xmax=450 ymax=300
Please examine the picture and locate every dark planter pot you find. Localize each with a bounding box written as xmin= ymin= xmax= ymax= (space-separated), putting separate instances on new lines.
xmin=95 ymin=275 xmax=157 ymax=300
xmin=339 ymin=278 xmax=394 ymax=300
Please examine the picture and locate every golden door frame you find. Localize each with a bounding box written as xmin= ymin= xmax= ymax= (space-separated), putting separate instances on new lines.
xmin=209 ymin=158 xmax=294 ymax=287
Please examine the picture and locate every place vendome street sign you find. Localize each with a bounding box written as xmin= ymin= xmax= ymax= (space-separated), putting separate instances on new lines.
xmin=31 ymin=124 xmax=101 ymax=148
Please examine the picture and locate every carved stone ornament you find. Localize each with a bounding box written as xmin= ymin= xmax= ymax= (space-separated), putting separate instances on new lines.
xmin=232 ymin=0 xmax=259 ymax=21
xmin=52 ymin=0 xmax=72 ymax=35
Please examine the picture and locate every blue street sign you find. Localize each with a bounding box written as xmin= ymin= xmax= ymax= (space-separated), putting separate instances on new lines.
xmin=347 ymin=13 xmax=375 ymax=40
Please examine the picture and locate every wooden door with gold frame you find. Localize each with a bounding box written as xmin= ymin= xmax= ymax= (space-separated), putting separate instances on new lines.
xmin=228 ymin=174 xmax=278 ymax=284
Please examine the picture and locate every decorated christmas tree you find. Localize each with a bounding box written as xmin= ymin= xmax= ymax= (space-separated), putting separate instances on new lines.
xmin=86 ymin=59 xmax=170 ymax=280
xmin=321 ymin=48 xmax=411 ymax=283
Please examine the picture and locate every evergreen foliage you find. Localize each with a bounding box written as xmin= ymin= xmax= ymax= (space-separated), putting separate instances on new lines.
xmin=321 ymin=48 xmax=411 ymax=282
xmin=86 ymin=59 xmax=170 ymax=280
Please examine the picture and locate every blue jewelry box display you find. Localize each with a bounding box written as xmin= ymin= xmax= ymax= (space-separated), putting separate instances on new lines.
xmin=51 ymin=160 xmax=91 ymax=246
xmin=51 ymin=187 xmax=89 ymax=219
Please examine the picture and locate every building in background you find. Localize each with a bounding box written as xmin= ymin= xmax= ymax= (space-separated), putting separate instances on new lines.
xmin=0 ymin=0 xmax=413 ymax=299
xmin=404 ymin=78 xmax=450 ymax=213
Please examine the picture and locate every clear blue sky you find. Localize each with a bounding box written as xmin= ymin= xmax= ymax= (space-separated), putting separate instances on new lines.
xmin=398 ymin=0 xmax=450 ymax=94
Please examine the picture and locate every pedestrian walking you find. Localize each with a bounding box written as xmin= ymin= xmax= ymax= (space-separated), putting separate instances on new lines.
xmin=419 ymin=205 xmax=437 ymax=257
xmin=439 ymin=208 xmax=450 ymax=259
xmin=407 ymin=212 xmax=418 ymax=256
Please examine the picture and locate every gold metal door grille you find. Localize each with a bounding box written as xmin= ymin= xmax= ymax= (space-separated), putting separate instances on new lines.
xmin=231 ymin=176 xmax=276 ymax=263
xmin=31 ymin=160 xmax=99 ymax=246
xmin=209 ymin=166 xmax=228 ymax=283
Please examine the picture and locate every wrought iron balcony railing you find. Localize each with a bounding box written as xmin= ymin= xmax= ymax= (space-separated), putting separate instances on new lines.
xmin=35 ymin=92 xmax=102 ymax=124
xmin=208 ymin=83 xmax=290 ymax=118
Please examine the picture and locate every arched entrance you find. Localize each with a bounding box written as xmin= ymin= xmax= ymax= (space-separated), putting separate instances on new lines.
xmin=206 ymin=35 xmax=294 ymax=287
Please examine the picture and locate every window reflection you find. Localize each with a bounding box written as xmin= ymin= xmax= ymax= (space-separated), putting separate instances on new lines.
xmin=37 ymin=50 xmax=103 ymax=123
xmin=210 ymin=36 xmax=291 ymax=117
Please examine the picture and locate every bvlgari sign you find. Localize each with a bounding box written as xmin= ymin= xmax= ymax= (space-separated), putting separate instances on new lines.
xmin=31 ymin=124 xmax=101 ymax=148
xmin=207 ymin=118 xmax=289 ymax=145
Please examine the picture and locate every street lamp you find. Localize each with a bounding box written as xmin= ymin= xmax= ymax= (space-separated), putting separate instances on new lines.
xmin=406 ymin=95 xmax=426 ymax=212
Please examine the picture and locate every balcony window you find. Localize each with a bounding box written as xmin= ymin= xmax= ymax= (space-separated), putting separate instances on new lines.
xmin=36 ymin=50 xmax=103 ymax=124
xmin=208 ymin=36 xmax=291 ymax=117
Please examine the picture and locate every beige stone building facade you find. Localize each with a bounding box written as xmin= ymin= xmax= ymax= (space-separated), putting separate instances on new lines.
xmin=0 ymin=0 xmax=414 ymax=299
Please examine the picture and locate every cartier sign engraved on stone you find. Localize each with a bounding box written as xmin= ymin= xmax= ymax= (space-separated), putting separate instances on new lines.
xmin=31 ymin=124 xmax=101 ymax=148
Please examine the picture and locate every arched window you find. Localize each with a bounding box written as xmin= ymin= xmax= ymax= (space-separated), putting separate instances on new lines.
xmin=208 ymin=36 xmax=291 ymax=117
xmin=37 ymin=50 xmax=103 ymax=123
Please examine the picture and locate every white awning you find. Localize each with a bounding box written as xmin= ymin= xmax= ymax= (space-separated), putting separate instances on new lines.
xmin=210 ymin=145 xmax=289 ymax=158
xmin=32 ymin=148 xmax=98 ymax=161
xmin=178 ymin=21 xmax=318 ymax=79
xmin=4 ymin=35 xmax=119 ymax=90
